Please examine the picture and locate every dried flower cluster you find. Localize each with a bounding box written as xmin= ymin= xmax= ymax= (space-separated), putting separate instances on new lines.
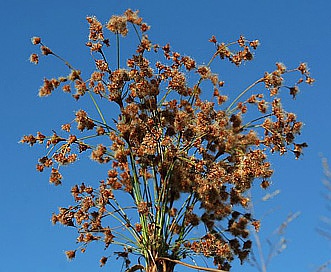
xmin=23 ymin=9 xmax=314 ymax=272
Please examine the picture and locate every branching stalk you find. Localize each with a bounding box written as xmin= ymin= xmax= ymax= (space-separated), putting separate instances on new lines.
xmin=226 ymin=78 xmax=263 ymax=115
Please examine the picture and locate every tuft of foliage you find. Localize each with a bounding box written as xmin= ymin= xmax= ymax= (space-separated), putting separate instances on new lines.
xmin=22 ymin=9 xmax=314 ymax=272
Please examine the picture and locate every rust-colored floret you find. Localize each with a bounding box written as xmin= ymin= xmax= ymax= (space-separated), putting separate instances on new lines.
xmin=31 ymin=36 xmax=41 ymax=45
xmin=65 ymin=250 xmax=76 ymax=260
xmin=100 ymin=256 xmax=108 ymax=267
xmin=41 ymin=45 xmax=52 ymax=55
xmin=106 ymin=15 xmax=128 ymax=36
xmin=29 ymin=53 xmax=39 ymax=64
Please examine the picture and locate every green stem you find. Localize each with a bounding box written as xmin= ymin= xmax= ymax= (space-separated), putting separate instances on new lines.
xmin=155 ymin=160 xmax=175 ymax=249
xmin=111 ymin=230 xmax=139 ymax=247
xmin=152 ymin=165 xmax=159 ymax=205
xmin=188 ymin=45 xmax=224 ymax=106
xmin=128 ymin=147 xmax=150 ymax=257
xmin=90 ymin=118 xmax=117 ymax=132
xmin=87 ymin=90 xmax=108 ymax=127
xmin=40 ymin=41 xmax=76 ymax=71
xmin=242 ymin=113 xmax=273 ymax=129
xmin=128 ymin=147 xmax=142 ymax=202
xmin=158 ymin=88 xmax=172 ymax=107
xmin=225 ymin=78 xmax=263 ymax=115
xmin=116 ymin=32 xmax=120 ymax=69
xmin=106 ymin=201 xmax=137 ymax=237
xmin=131 ymin=23 xmax=142 ymax=43
xmin=165 ymin=193 xmax=193 ymax=245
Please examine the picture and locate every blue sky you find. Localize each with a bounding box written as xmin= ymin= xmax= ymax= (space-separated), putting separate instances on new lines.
xmin=1 ymin=0 xmax=330 ymax=271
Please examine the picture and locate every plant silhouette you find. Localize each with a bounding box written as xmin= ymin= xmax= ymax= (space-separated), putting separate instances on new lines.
xmin=21 ymin=9 xmax=314 ymax=272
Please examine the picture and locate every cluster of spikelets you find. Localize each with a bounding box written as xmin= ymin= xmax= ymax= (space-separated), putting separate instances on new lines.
xmin=22 ymin=9 xmax=314 ymax=272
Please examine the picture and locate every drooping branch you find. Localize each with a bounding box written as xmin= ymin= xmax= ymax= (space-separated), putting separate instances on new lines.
xmin=156 ymin=257 xmax=229 ymax=272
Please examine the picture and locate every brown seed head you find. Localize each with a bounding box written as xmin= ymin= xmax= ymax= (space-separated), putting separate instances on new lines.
xmin=106 ymin=15 xmax=128 ymax=36
xmin=31 ymin=36 xmax=41 ymax=45
xmin=65 ymin=250 xmax=76 ymax=260
xmin=29 ymin=53 xmax=39 ymax=64
xmin=41 ymin=45 xmax=52 ymax=55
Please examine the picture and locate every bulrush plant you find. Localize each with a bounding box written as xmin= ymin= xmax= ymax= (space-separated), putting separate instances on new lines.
xmin=22 ymin=9 xmax=314 ymax=272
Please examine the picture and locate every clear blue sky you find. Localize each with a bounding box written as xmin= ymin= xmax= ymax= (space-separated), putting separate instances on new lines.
xmin=1 ymin=0 xmax=330 ymax=271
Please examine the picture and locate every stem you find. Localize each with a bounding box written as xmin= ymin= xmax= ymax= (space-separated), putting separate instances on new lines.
xmin=98 ymin=49 xmax=111 ymax=73
xmin=116 ymin=32 xmax=120 ymax=69
xmin=226 ymin=78 xmax=263 ymax=115
xmin=128 ymin=147 xmax=143 ymax=203
xmin=188 ymin=41 xmax=233 ymax=106
xmin=158 ymin=88 xmax=172 ymax=107
xmin=90 ymin=118 xmax=117 ymax=132
xmin=87 ymin=90 xmax=108 ymax=128
xmin=242 ymin=113 xmax=273 ymax=129
xmin=152 ymin=165 xmax=160 ymax=206
xmin=111 ymin=230 xmax=139 ymax=247
xmin=45 ymin=144 xmax=56 ymax=158
xmin=106 ymin=200 xmax=140 ymax=241
xmin=248 ymin=190 xmax=267 ymax=272
xmin=180 ymin=201 xmax=199 ymax=242
xmin=253 ymin=229 xmax=267 ymax=272
xmin=131 ymin=23 xmax=142 ymax=43
xmin=40 ymin=42 xmax=76 ymax=71
xmin=156 ymin=257 xmax=230 ymax=272
xmin=76 ymin=133 xmax=103 ymax=141
xmin=128 ymin=147 xmax=150 ymax=259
